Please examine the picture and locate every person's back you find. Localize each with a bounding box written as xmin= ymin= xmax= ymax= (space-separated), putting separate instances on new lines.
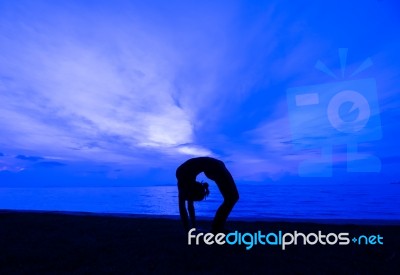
xmin=177 ymin=157 xmax=223 ymax=182
xmin=176 ymin=157 xmax=239 ymax=233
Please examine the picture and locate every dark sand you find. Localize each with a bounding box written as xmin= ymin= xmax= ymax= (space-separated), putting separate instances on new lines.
xmin=1 ymin=211 xmax=399 ymax=274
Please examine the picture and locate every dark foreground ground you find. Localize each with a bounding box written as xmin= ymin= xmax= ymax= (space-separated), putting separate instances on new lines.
xmin=0 ymin=211 xmax=399 ymax=274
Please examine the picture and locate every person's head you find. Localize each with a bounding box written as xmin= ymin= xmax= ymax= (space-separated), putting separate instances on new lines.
xmin=186 ymin=181 xmax=210 ymax=201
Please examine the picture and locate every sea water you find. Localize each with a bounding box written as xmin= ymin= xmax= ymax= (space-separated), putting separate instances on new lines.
xmin=0 ymin=184 xmax=399 ymax=220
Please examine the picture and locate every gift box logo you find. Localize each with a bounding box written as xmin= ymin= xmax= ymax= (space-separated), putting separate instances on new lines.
xmin=287 ymin=49 xmax=382 ymax=177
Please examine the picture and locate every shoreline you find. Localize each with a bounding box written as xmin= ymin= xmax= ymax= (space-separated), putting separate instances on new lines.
xmin=1 ymin=208 xmax=400 ymax=225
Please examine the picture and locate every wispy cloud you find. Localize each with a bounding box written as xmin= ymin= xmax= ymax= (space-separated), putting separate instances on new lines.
xmin=0 ymin=0 xmax=399 ymax=184
xmin=0 ymin=1 xmax=234 ymax=167
xmin=16 ymin=155 xmax=44 ymax=162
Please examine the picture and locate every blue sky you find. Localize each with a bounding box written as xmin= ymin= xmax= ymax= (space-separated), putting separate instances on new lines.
xmin=0 ymin=0 xmax=399 ymax=186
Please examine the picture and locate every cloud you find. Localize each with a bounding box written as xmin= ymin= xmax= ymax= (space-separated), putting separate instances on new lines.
xmin=0 ymin=153 xmax=66 ymax=172
xmin=0 ymin=1 xmax=309 ymax=177
xmin=0 ymin=2 xmax=230 ymax=165
xmin=176 ymin=145 xmax=213 ymax=157
xmin=16 ymin=155 xmax=44 ymax=162
xmin=34 ymin=161 xmax=66 ymax=168
xmin=0 ymin=0 xmax=399 ymax=184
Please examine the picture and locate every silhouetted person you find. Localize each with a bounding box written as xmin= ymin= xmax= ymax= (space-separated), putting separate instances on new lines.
xmin=176 ymin=157 xmax=239 ymax=233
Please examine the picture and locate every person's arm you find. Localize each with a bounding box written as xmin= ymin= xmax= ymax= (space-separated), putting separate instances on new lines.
xmin=187 ymin=200 xmax=196 ymax=229
xmin=179 ymin=193 xmax=190 ymax=232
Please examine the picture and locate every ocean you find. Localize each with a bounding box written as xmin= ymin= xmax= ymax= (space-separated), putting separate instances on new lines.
xmin=0 ymin=184 xmax=399 ymax=221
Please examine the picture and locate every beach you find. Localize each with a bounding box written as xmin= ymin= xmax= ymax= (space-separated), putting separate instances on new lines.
xmin=0 ymin=210 xmax=399 ymax=274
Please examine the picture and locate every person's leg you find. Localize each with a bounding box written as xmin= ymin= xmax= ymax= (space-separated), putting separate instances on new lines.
xmin=206 ymin=166 xmax=239 ymax=233
xmin=211 ymin=197 xmax=238 ymax=233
